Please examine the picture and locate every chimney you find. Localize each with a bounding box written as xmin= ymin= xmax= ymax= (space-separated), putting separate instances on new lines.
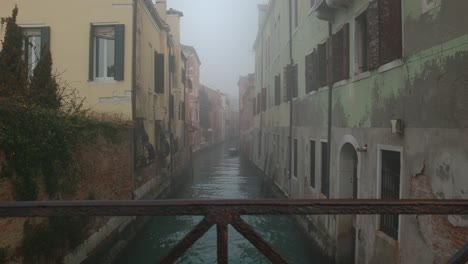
xmin=155 ymin=0 xmax=167 ymax=21
xmin=166 ymin=8 xmax=184 ymax=43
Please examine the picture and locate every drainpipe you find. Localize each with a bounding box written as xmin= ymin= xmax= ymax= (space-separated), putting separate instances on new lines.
xmin=288 ymin=0 xmax=294 ymax=197
xmin=130 ymin=0 xmax=138 ymax=200
xmin=168 ymin=43 xmax=173 ymax=173
xmin=326 ymin=21 xmax=333 ymax=198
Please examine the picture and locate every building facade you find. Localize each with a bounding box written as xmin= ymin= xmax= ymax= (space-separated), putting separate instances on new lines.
xmin=0 ymin=0 xmax=189 ymax=170
xmin=251 ymin=0 xmax=468 ymax=263
xmin=182 ymin=44 xmax=202 ymax=152
xmin=239 ymin=74 xmax=255 ymax=158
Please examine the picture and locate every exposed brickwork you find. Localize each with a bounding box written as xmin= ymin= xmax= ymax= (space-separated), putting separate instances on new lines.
xmin=410 ymin=172 xmax=468 ymax=264
xmin=0 ymin=129 xmax=158 ymax=262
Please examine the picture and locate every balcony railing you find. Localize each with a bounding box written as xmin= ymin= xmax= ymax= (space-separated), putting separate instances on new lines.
xmin=1 ymin=199 xmax=467 ymax=264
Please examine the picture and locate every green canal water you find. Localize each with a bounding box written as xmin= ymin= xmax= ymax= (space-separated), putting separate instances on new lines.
xmin=116 ymin=143 xmax=330 ymax=264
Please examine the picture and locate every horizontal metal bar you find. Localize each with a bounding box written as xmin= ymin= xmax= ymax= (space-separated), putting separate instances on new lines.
xmin=0 ymin=199 xmax=467 ymax=217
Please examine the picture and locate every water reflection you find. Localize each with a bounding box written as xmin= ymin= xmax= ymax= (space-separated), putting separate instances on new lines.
xmin=117 ymin=143 xmax=328 ymax=264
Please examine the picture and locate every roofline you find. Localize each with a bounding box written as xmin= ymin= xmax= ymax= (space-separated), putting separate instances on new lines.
xmin=252 ymin=0 xmax=275 ymax=50
xmin=181 ymin=44 xmax=202 ymax=66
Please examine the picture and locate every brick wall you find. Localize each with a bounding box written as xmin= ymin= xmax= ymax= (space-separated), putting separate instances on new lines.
xmin=410 ymin=172 xmax=468 ymax=263
xmin=0 ymin=129 xmax=135 ymax=261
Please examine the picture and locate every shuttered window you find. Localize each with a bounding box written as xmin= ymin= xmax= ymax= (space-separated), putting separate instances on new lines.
xmin=285 ymin=64 xmax=298 ymax=100
xmin=332 ymin=23 xmax=350 ymax=83
xmin=310 ymin=140 xmax=316 ymax=188
xmin=293 ymin=139 xmax=298 ymax=178
xmin=261 ymin=88 xmax=267 ymax=111
xmin=256 ymin=93 xmax=261 ymax=114
xmin=366 ymin=0 xmax=402 ymax=70
xmin=379 ymin=0 xmax=402 ymax=65
xmin=305 ymin=50 xmax=318 ymax=93
xmin=169 ymin=94 xmax=174 ymax=119
xmin=154 ymin=53 xmax=165 ymax=93
xmin=317 ymin=42 xmax=327 ymax=88
xmin=170 ymin=55 xmax=176 ymax=73
xmin=88 ymin=24 xmax=124 ymax=81
xmin=274 ymin=75 xmax=281 ymax=106
xmin=321 ymin=142 xmax=329 ymax=197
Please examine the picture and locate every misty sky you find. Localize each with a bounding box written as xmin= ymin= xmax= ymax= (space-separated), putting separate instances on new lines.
xmin=163 ymin=0 xmax=266 ymax=98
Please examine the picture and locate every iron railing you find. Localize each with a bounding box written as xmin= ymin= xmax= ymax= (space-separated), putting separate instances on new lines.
xmin=1 ymin=199 xmax=468 ymax=264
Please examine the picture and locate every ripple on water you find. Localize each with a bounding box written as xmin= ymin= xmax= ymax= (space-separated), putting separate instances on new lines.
xmin=116 ymin=143 xmax=330 ymax=264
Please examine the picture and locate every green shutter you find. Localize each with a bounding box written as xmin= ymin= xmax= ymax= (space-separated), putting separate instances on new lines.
xmin=154 ymin=53 xmax=165 ymax=93
xmin=41 ymin=26 xmax=50 ymax=49
xmin=89 ymin=24 xmax=94 ymax=81
xmin=114 ymin=24 xmax=125 ymax=81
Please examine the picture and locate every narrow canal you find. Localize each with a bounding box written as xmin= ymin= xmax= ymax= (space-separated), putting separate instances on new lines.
xmin=117 ymin=143 xmax=329 ymax=263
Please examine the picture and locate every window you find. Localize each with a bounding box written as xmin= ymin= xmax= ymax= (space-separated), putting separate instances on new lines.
xmin=332 ymin=24 xmax=350 ymax=83
xmin=305 ymin=50 xmax=318 ymax=93
xmin=293 ymin=139 xmax=298 ymax=177
xmin=169 ymin=94 xmax=175 ymax=119
xmin=321 ymin=141 xmax=329 ymax=197
xmin=310 ymin=140 xmax=316 ymax=187
xmin=380 ymin=150 xmax=401 ymax=240
xmin=154 ymin=53 xmax=165 ymax=93
xmin=355 ymin=11 xmax=368 ymax=75
xmin=274 ymin=74 xmax=281 ymax=106
xmin=366 ymin=0 xmax=402 ymax=70
xmin=89 ymin=25 xmax=124 ymax=81
xmin=294 ymin=0 xmax=299 ymax=29
xmin=261 ymin=87 xmax=267 ymax=111
xmin=317 ymin=42 xmax=327 ymax=88
xmin=22 ymin=27 xmax=50 ymax=77
xmin=284 ymin=64 xmax=298 ymax=100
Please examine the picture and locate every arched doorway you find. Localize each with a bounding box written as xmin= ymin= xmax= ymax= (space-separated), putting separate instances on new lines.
xmin=336 ymin=143 xmax=358 ymax=264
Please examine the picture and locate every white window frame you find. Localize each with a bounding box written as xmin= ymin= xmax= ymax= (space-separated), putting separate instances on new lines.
xmin=93 ymin=26 xmax=116 ymax=81
xmin=376 ymin=144 xmax=403 ymax=243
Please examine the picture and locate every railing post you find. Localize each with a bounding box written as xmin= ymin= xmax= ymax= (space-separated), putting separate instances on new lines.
xmin=217 ymin=223 xmax=229 ymax=264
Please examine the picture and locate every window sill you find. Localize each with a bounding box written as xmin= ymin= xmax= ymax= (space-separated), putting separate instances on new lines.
xmin=377 ymin=59 xmax=403 ymax=74
xmin=333 ymin=79 xmax=348 ymax=88
xmin=318 ymin=86 xmax=329 ymax=93
xmin=353 ymin=71 xmax=371 ymax=82
xmin=307 ymin=90 xmax=318 ymax=96
xmin=89 ymin=79 xmax=118 ymax=83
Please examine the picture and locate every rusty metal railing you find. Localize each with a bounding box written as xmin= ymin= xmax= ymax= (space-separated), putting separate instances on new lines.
xmin=1 ymin=199 xmax=468 ymax=263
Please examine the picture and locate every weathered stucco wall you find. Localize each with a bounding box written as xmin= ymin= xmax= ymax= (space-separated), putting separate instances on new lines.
xmin=251 ymin=0 xmax=468 ymax=263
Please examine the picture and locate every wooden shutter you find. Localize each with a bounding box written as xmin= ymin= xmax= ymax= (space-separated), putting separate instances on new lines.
xmin=169 ymin=94 xmax=174 ymax=118
xmin=379 ymin=0 xmax=402 ymax=65
xmin=257 ymin=93 xmax=261 ymax=113
xmin=342 ymin=23 xmax=350 ymax=80
xmin=40 ymin=26 xmax=50 ymax=49
xmin=154 ymin=53 xmax=165 ymax=93
xmin=114 ymin=24 xmax=125 ymax=81
xmin=332 ymin=28 xmax=344 ymax=83
xmin=311 ymin=50 xmax=319 ymax=91
xmin=283 ymin=66 xmax=289 ymax=102
xmin=367 ymin=0 xmax=380 ymax=70
xmin=275 ymin=75 xmax=280 ymax=105
xmin=170 ymin=55 xmax=176 ymax=73
xmin=292 ymin=64 xmax=298 ymax=98
xmin=326 ymin=38 xmax=333 ymax=86
xmin=305 ymin=54 xmax=311 ymax=93
xmin=317 ymin=42 xmax=327 ymax=88
xmin=89 ymin=24 xmax=94 ymax=81
xmin=261 ymin=88 xmax=267 ymax=111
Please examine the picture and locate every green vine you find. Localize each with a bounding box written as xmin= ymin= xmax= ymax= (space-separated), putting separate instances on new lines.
xmin=22 ymin=217 xmax=89 ymax=263
xmin=0 ymin=247 xmax=6 ymax=264
xmin=0 ymin=100 xmax=125 ymax=200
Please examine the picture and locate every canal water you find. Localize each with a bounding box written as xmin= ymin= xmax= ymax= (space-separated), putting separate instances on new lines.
xmin=117 ymin=143 xmax=329 ymax=263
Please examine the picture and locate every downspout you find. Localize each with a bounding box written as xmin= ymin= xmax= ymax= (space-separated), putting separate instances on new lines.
xmin=131 ymin=0 xmax=138 ymax=199
xmin=326 ymin=21 xmax=332 ymax=198
xmin=288 ymin=0 xmax=293 ymax=197
xmin=168 ymin=42 xmax=173 ymax=173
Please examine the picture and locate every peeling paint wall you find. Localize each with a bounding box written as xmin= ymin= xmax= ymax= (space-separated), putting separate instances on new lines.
xmin=251 ymin=0 xmax=468 ymax=263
